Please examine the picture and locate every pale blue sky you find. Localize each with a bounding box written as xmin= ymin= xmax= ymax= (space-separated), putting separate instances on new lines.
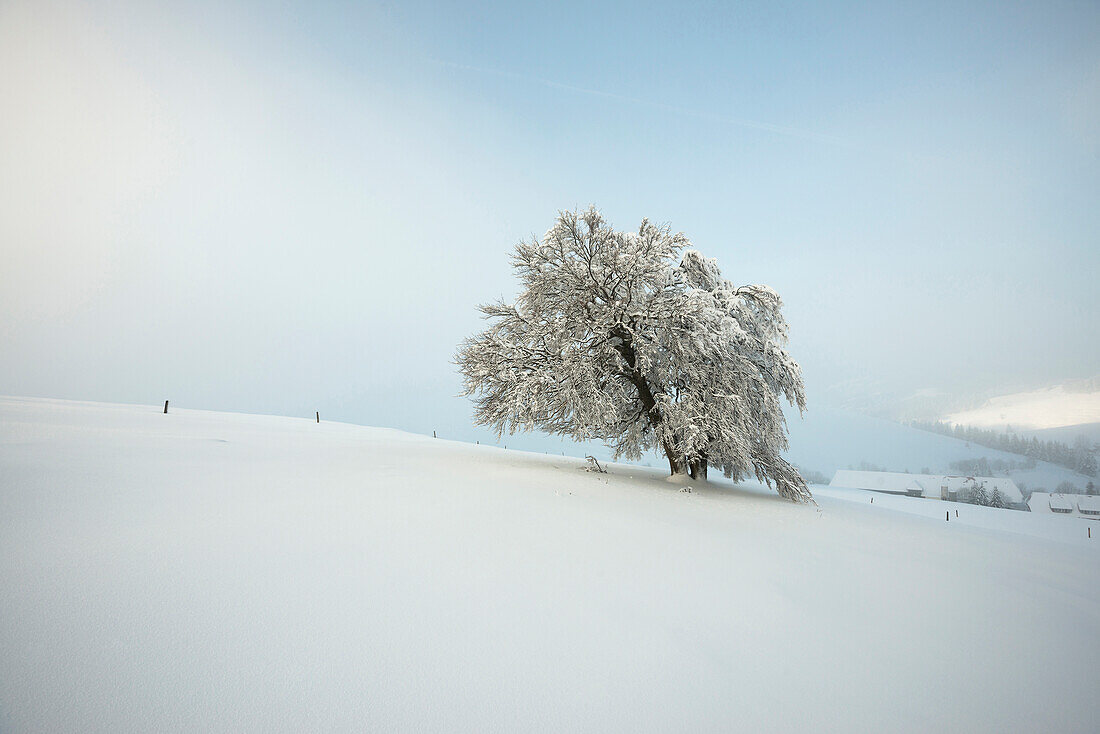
xmin=1 ymin=0 xmax=1097 ymax=444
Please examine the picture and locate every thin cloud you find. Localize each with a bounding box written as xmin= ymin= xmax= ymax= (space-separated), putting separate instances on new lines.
xmin=431 ymin=58 xmax=857 ymax=150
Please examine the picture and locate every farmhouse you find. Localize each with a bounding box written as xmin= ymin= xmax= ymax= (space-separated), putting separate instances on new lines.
xmin=1027 ymin=492 xmax=1100 ymax=519
xmin=829 ymin=470 xmax=1023 ymax=503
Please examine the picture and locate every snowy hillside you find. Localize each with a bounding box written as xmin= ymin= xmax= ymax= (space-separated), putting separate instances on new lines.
xmin=944 ymin=381 xmax=1100 ymax=433
xmin=2 ymin=397 xmax=1098 ymax=733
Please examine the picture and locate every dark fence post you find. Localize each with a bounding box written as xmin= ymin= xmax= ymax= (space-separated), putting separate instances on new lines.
xmin=316 ymin=411 xmax=320 ymax=423
xmin=164 ymin=400 xmax=169 ymax=414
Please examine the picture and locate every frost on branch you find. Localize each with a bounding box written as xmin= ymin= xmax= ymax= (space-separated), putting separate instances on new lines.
xmin=455 ymin=207 xmax=812 ymax=503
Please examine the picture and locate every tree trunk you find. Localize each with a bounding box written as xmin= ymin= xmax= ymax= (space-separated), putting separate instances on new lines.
xmin=611 ymin=327 xmax=687 ymax=477
xmin=688 ymin=457 xmax=708 ymax=481
xmin=666 ymin=449 xmax=688 ymax=477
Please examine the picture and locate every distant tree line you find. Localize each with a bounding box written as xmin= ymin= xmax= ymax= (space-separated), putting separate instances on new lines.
xmin=852 ymin=460 xmax=889 ymax=472
xmin=949 ymin=456 xmax=1035 ymax=476
xmin=909 ymin=421 xmax=1097 ymax=477
xmin=796 ymin=467 xmax=830 ymax=485
xmin=1055 ymin=479 xmax=1097 ymax=496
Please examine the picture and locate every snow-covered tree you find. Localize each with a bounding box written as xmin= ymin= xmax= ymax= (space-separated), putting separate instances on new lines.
xmin=456 ymin=208 xmax=811 ymax=502
xmin=962 ymin=478 xmax=989 ymax=506
xmin=1072 ymin=436 xmax=1097 ymax=477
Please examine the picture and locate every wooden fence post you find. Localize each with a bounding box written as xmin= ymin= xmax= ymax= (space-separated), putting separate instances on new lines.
xmin=316 ymin=411 xmax=319 ymax=423
xmin=164 ymin=400 xmax=169 ymax=414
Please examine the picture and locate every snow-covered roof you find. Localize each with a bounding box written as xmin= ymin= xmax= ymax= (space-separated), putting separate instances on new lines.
xmin=1048 ymin=494 xmax=1074 ymax=511
xmin=829 ymin=470 xmax=1023 ymax=502
xmin=1077 ymin=495 xmax=1100 ymax=515
xmin=1027 ymin=493 xmax=1100 ymax=518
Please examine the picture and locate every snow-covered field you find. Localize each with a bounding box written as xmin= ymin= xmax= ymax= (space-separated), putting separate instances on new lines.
xmin=2 ymin=397 xmax=1098 ymax=733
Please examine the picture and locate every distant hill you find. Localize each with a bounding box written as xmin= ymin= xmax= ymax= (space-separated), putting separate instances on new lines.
xmin=784 ymin=405 xmax=1095 ymax=494
xmin=944 ymin=380 xmax=1100 ymax=434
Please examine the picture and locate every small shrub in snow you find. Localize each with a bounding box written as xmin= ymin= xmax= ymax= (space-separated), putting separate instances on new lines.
xmin=583 ymin=456 xmax=607 ymax=473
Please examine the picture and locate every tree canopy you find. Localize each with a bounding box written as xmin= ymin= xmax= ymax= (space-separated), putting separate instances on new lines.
xmin=457 ymin=208 xmax=811 ymax=502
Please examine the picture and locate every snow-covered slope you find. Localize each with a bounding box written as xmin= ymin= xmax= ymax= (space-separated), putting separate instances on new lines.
xmin=1031 ymin=421 xmax=1100 ymax=444
xmin=785 ymin=405 xmax=1096 ymax=492
xmin=944 ymin=382 xmax=1100 ymax=432
xmin=2 ymin=397 xmax=1098 ymax=733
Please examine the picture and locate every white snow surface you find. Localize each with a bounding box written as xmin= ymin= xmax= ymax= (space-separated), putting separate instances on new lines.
xmin=2 ymin=396 xmax=1098 ymax=733
xmin=945 ymin=384 xmax=1100 ymax=431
